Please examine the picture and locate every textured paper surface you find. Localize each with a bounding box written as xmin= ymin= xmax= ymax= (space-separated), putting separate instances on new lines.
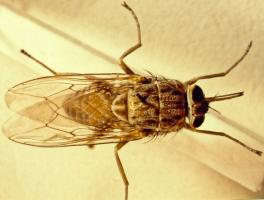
xmin=0 ymin=0 xmax=264 ymax=199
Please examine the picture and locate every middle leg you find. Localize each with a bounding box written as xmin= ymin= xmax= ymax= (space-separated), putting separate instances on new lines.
xmin=119 ymin=2 xmax=142 ymax=74
xmin=114 ymin=141 xmax=129 ymax=200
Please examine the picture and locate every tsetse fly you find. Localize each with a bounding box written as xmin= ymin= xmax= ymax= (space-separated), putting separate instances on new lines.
xmin=3 ymin=2 xmax=262 ymax=200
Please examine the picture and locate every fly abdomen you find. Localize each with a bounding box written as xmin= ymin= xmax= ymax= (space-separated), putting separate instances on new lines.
xmin=63 ymin=89 xmax=118 ymax=129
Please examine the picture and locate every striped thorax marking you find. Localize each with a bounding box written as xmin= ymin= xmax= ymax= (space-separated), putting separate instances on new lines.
xmin=112 ymin=79 xmax=186 ymax=133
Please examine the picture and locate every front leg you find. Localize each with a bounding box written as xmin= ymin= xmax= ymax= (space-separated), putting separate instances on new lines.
xmin=185 ymin=41 xmax=252 ymax=86
xmin=184 ymin=123 xmax=262 ymax=156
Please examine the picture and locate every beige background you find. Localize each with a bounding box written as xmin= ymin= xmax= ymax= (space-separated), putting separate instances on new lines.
xmin=0 ymin=0 xmax=264 ymax=199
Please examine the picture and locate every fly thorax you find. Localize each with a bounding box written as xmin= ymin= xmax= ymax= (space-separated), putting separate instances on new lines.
xmin=157 ymin=81 xmax=186 ymax=131
xmin=127 ymin=83 xmax=159 ymax=129
xmin=111 ymin=93 xmax=129 ymax=122
xmin=112 ymin=80 xmax=186 ymax=131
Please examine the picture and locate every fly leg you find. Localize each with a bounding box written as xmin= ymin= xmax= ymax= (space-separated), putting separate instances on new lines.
xmin=184 ymin=124 xmax=262 ymax=156
xmin=119 ymin=2 xmax=142 ymax=74
xmin=114 ymin=141 xmax=129 ymax=200
xmin=20 ymin=49 xmax=58 ymax=75
xmin=185 ymin=41 xmax=252 ymax=85
xmin=20 ymin=49 xmax=80 ymax=76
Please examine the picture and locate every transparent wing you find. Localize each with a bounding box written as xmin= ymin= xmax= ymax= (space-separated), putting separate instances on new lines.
xmin=3 ymin=74 xmax=145 ymax=147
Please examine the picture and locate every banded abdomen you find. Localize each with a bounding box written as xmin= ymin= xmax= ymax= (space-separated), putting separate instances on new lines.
xmin=63 ymin=83 xmax=133 ymax=132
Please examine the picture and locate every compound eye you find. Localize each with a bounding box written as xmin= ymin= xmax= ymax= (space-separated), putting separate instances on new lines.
xmin=193 ymin=116 xmax=205 ymax=128
xmin=192 ymin=85 xmax=204 ymax=102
